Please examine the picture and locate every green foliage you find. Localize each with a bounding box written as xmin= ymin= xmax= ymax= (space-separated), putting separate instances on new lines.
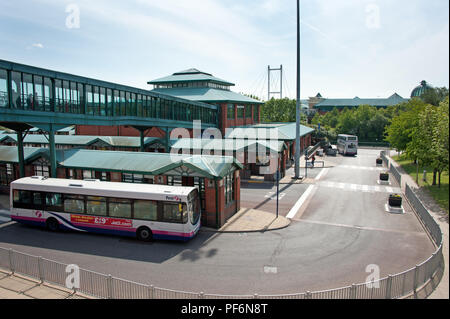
xmin=385 ymin=99 xmax=427 ymax=152
xmin=260 ymin=98 xmax=297 ymax=123
xmin=421 ymin=87 xmax=449 ymax=106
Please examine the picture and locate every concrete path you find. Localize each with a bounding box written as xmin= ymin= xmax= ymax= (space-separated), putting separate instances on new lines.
xmin=0 ymin=269 xmax=93 ymax=299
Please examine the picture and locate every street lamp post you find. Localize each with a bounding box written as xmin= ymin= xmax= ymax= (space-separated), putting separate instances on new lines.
xmin=295 ymin=0 xmax=302 ymax=179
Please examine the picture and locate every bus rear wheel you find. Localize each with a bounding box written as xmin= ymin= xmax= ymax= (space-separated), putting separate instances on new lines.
xmin=137 ymin=227 xmax=153 ymax=242
xmin=46 ymin=218 xmax=59 ymax=232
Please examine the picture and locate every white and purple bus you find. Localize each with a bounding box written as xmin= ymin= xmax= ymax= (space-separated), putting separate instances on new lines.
xmin=10 ymin=177 xmax=201 ymax=242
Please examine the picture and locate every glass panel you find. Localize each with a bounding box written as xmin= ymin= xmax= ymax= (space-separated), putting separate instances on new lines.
xmin=93 ymin=86 xmax=100 ymax=115
xmin=0 ymin=69 xmax=7 ymax=108
xmin=134 ymin=200 xmax=158 ymax=221
xmin=253 ymin=105 xmax=258 ymax=122
xmin=14 ymin=190 xmax=32 ymax=204
xmin=55 ymin=80 xmax=64 ymax=112
xmin=45 ymin=193 xmax=63 ymax=211
xmin=11 ymin=71 xmax=22 ymax=108
xmin=33 ymin=192 xmax=43 ymax=206
xmin=22 ymin=73 xmax=34 ymax=110
xmin=108 ymin=199 xmax=132 ymax=218
xmin=63 ymin=80 xmax=71 ymax=113
xmin=106 ymin=89 xmax=113 ymax=116
xmin=114 ymin=90 xmax=120 ymax=116
xmin=227 ymin=104 xmax=234 ymax=119
xmin=237 ymin=105 xmax=244 ymax=118
xmin=162 ymin=202 xmax=185 ymax=223
xmin=86 ymin=196 xmax=107 ymax=216
xmin=99 ymin=87 xmax=106 ymax=116
xmin=64 ymin=194 xmax=85 ymax=214
xmin=70 ymin=82 xmax=80 ymax=114
xmin=120 ymin=91 xmax=126 ymax=116
xmin=31 ymin=75 xmax=43 ymax=111
xmin=78 ymin=83 xmax=84 ymax=114
xmin=86 ymin=85 xmax=94 ymax=115
xmin=245 ymin=105 xmax=251 ymax=118
xmin=43 ymin=77 xmax=53 ymax=112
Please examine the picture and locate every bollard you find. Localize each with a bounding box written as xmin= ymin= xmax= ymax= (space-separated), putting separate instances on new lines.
xmin=423 ymin=170 xmax=427 ymax=182
xmin=199 ymin=292 xmax=205 ymax=299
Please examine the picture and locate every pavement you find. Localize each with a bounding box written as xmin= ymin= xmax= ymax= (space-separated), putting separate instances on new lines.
xmin=0 ymin=150 xmax=447 ymax=299
xmin=0 ymin=269 xmax=94 ymax=299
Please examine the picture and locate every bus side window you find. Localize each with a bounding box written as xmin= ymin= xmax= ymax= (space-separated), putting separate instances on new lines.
xmin=134 ymin=200 xmax=157 ymax=221
xmin=162 ymin=202 xmax=186 ymax=224
xmin=13 ymin=190 xmax=32 ymax=208
xmin=45 ymin=193 xmax=64 ymax=212
xmin=64 ymin=194 xmax=85 ymax=214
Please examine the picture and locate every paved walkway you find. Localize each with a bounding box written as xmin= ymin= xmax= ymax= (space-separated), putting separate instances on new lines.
xmin=387 ymin=152 xmax=449 ymax=299
xmin=0 ymin=270 xmax=93 ymax=299
xmin=202 ymin=208 xmax=291 ymax=233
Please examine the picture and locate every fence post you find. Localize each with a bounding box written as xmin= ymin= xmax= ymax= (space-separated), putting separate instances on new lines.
xmin=350 ymin=284 xmax=356 ymax=299
xmin=199 ymin=292 xmax=204 ymax=299
xmin=107 ymin=275 xmax=113 ymax=299
xmin=8 ymin=249 xmax=14 ymax=274
xmin=385 ymin=275 xmax=393 ymax=299
xmin=305 ymin=291 xmax=312 ymax=299
xmin=147 ymin=285 xmax=154 ymax=299
xmin=38 ymin=257 xmax=44 ymax=283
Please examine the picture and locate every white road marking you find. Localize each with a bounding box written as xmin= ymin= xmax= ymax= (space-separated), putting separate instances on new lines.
xmin=286 ymin=185 xmax=316 ymax=219
xmin=315 ymin=168 xmax=330 ymax=181
xmin=318 ymin=182 xmax=401 ymax=194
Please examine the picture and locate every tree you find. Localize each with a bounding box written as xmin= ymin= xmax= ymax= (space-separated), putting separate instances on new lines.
xmin=421 ymin=87 xmax=449 ymax=106
xmin=260 ymin=98 xmax=296 ymax=123
xmin=385 ymin=99 xmax=427 ymax=152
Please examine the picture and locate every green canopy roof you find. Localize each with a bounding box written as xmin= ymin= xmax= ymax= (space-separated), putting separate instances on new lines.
xmin=0 ymin=134 xmax=164 ymax=148
xmin=152 ymin=87 xmax=263 ymax=105
xmin=226 ymin=123 xmax=315 ymax=141
xmin=0 ymin=146 xmax=242 ymax=180
xmin=148 ymin=69 xmax=235 ymax=87
xmin=171 ymin=138 xmax=286 ymax=153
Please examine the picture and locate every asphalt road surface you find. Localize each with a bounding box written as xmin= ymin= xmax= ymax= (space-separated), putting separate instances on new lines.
xmin=0 ymin=149 xmax=436 ymax=296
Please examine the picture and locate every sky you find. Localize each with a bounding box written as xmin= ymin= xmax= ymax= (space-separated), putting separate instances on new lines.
xmin=0 ymin=0 xmax=448 ymax=101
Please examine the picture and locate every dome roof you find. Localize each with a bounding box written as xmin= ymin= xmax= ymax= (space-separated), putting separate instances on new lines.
xmin=411 ymin=80 xmax=433 ymax=98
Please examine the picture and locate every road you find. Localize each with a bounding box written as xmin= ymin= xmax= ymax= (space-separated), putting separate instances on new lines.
xmin=0 ymin=149 xmax=436 ymax=296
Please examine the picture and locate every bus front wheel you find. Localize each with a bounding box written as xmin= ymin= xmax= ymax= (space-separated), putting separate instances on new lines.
xmin=137 ymin=227 xmax=153 ymax=242
xmin=46 ymin=218 xmax=59 ymax=232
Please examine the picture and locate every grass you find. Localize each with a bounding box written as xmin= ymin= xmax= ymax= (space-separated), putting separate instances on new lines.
xmin=393 ymin=154 xmax=449 ymax=213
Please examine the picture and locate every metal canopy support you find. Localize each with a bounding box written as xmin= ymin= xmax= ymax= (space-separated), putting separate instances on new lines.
xmin=48 ymin=125 xmax=57 ymax=178
xmin=17 ymin=130 xmax=25 ymax=178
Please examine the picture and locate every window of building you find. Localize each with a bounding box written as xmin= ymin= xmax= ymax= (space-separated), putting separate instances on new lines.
xmin=245 ymin=105 xmax=252 ymax=118
xmin=0 ymin=69 xmax=7 ymax=108
xmin=227 ymin=104 xmax=235 ymax=119
xmin=237 ymin=105 xmax=244 ymax=118
xmin=34 ymin=165 xmax=50 ymax=177
xmin=224 ymin=172 xmax=235 ymax=205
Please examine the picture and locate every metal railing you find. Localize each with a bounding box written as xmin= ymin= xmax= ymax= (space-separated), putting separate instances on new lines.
xmin=0 ymin=153 xmax=444 ymax=299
